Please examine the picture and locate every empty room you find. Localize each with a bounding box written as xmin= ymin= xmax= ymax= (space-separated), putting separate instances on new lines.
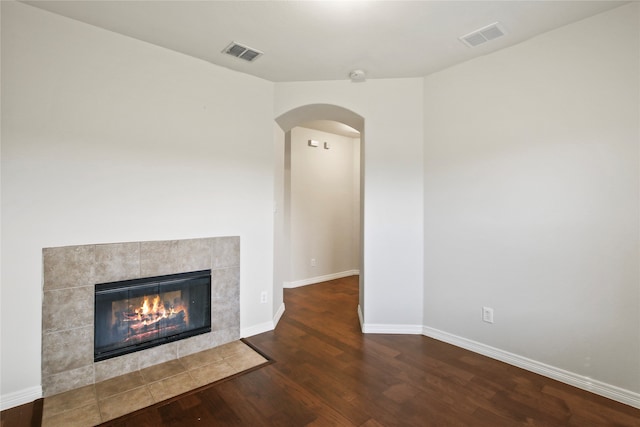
xmin=1 ymin=1 xmax=639 ymax=426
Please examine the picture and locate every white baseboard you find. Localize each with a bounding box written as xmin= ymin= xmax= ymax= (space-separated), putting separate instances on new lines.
xmin=0 ymin=386 xmax=42 ymax=411
xmin=361 ymin=322 xmax=423 ymax=335
xmin=241 ymin=320 xmax=274 ymax=338
xmin=273 ymin=302 xmax=286 ymax=328
xmin=284 ymin=270 xmax=359 ymax=288
xmin=355 ymin=307 xmax=425 ymax=336
xmin=241 ymin=303 xmax=286 ymax=338
xmin=422 ymin=326 xmax=640 ymax=409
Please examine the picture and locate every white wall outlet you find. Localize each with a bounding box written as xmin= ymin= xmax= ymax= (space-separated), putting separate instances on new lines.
xmin=311 ymin=258 xmax=316 ymax=267
xmin=482 ymin=306 xmax=494 ymax=323
xmin=260 ymin=291 xmax=268 ymax=304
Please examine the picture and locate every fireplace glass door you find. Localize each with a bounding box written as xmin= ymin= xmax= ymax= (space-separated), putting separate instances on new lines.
xmin=94 ymin=270 xmax=211 ymax=362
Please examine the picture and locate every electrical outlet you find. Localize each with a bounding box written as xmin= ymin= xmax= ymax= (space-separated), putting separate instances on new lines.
xmin=311 ymin=258 xmax=316 ymax=267
xmin=260 ymin=291 xmax=267 ymax=304
xmin=482 ymin=307 xmax=494 ymax=323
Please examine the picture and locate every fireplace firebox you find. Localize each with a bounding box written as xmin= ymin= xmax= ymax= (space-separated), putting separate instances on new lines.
xmin=94 ymin=270 xmax=211 ymax=362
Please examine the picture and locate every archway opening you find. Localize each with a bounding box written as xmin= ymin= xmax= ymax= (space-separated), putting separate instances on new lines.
xmin=274 ymin=104 xmax=365 ymax=328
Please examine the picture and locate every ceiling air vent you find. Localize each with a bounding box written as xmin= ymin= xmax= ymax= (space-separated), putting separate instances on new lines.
xmin=223 ymin=42 xmax=263 ymax=62
xmin=459 ymin=22 xmax=506 ymax=47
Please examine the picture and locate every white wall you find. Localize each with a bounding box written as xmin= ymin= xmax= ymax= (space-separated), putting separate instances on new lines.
xmin=272 ymin=123 xmax=286 ymax=317
xmin=423 ymin=2 xmax=639 ymax=397
xmin=1 ymin=1 xmax=275 ymax=403
xmin=351 ymin=134 xmax=362 ymax=278
xmin=287 ymin=127 xmax=359 ymax=284
xmin=275 ymin=79 xmax=424 ymax=329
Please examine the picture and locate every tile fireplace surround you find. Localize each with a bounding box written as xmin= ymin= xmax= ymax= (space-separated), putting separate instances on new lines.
xmin=42 ymin=236 xmax=240 ymax=397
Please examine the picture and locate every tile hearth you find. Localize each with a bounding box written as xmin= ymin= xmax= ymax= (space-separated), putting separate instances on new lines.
xmin=42 ymin=341 xmax=268 ymax=427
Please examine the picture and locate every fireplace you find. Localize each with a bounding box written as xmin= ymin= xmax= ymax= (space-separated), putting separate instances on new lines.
xmin=94 ymin=269 xmax=212 ymax=362
xmin=42 ymin=237 xmax=240 ymax=397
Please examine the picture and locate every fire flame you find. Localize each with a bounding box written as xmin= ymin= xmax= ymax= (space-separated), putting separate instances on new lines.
xmin=112 ymin=291 xmax=189 ymax=344
xmin=132 ymin=295 xmax=182 ymax=325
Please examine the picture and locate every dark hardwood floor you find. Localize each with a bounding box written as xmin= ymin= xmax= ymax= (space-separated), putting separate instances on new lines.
xmin=0 ymin=400 xmax=42 ymax=427
xmin=3 ymin=275 xmax=639 ymax=426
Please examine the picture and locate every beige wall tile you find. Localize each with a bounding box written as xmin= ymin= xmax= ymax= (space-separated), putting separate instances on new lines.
xmin=94 ymin=242 xmax=140 ymax=284
xmin=42 ymin=286 xmax=93 ymax=333
xmin=208 ymin=327 xmax=241 ymax=346
xmin=94 ymin=352 xmax=138 ymax=383
xmin=211 ymin=301 xmax=240 ymax=331
xmin=43 ymin=245 xmax=95 ymax=290
xmin=137 ymin=341 xmax=178 ymax=370
xmin=212 ymin=236 xmax=240 ymax=269
xmin=211 ymin=266 xmax=240 ymax=301
xmin=42 ymin=365 xmax=94 ymax=397
xmin=177 ymin=331 xmax=217 ymax=358
xmin=140 ymin=240 xmax=180 ymax=277
xmin=178 ymin=238 xmax=213 ymax=272
xmin=42 ymin=327 xmax=93 ymax=376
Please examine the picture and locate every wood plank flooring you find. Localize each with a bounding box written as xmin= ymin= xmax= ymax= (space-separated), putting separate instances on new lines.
xmin=0 ymin=400 xmax=43 ymax=427
xmin=2 ymin=275 xmax=639 ymax=426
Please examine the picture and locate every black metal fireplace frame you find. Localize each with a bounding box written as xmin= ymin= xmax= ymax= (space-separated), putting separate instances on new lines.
xmin=94 ymin=269 xmax=212 ymax=362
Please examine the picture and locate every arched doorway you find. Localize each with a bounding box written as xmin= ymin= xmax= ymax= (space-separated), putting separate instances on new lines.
xmin=274 ymin=104 xmax=365 ymax=327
